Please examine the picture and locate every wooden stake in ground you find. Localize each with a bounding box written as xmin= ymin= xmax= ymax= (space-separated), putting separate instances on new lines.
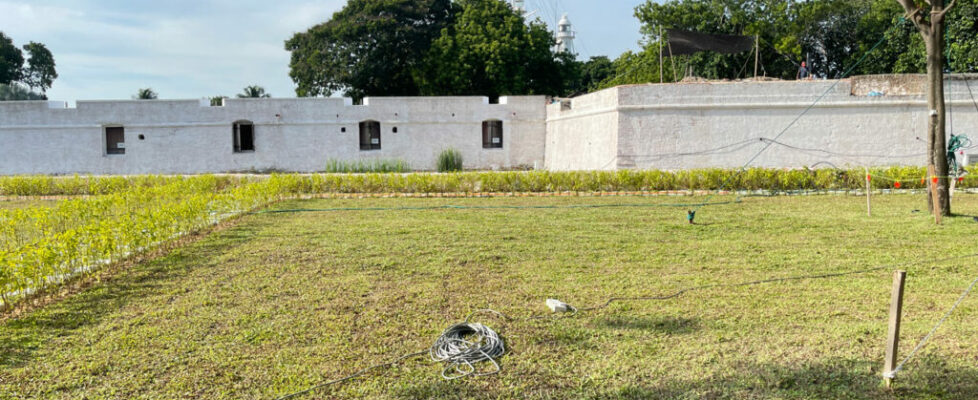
xmin=865 ymin=168 xmax=872 ymax=217
xmin=884 ymin=270 xmax=907 ymax=388
xmin=929 ymin=165 xmax=942 ymax=224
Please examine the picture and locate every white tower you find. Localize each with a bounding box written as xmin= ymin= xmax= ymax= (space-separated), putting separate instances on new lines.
xmin=556 ymin=13 xmax=576 ymax=55
xmin=511 ymin=0 xmax=525 ymax=13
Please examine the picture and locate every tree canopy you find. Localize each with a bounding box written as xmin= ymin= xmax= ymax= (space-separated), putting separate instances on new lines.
xmin=0 ymin=83 xmax=46 ymax=101
xmin=237 ymin=85 xmax=271 ymax=98
xmin=0 ymin=32 xmax=24 ymax=85
xmin=285 ymin=0 xmax=456 ymax=100
xmin=605 ymin=0 xmax=978 ymax=88
xmin=20 ymin=42 xmax=58 ymax=94
xmin=416 ymin=0 xmax=572 ymax=99
xmin=0 ymin=32 xmax=57 ymax=98
xmin=286 ymin=0 xmax=576 ymax=100
xmin=134 ymin=88 xmax=158 ymax=100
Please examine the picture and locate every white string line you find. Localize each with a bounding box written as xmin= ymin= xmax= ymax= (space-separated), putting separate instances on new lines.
xmin=884 ymin=272 xmax=978 ymax=379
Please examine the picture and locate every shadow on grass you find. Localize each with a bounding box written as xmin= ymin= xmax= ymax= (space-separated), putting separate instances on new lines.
xmin=591 ymin=357 xmax=978 ymax=400
xmin=394 ymin=379 xmax=504 ymax=399
xmin=0 ymin=225 xmax=256 ymax=368
xmin=593 ymin=316 xmax=700 ymax=335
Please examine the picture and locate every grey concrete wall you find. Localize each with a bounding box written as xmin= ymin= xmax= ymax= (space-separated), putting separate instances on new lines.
xmin=546 ymin=76 xmax=978 ymax=171
xmin=0 ymin=96 xmax=546 ymax=175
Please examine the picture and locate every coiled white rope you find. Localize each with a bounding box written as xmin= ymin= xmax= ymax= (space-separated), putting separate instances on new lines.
xmin=275 ymin=310 xmax=507 ymax=400
xmin=275 ymin=254 xmax=978 ymax=399
xmin=429 ymin=321 xmax=505 ymax=380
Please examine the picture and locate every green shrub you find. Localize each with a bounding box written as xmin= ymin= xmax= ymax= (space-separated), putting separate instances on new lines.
xmin=324 ymin=159 xmax=409 ymax=173
xmin=436 ymin=149 xmax=463 ymax=172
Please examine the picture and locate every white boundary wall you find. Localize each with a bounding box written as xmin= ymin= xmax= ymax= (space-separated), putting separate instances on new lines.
xmin=0 ymin=96 xmax=546 ymax=174
xmin=3 ymin=75 xmax=978 ymax=175
xmin=546 ymin=75 xmax=978 ymax=171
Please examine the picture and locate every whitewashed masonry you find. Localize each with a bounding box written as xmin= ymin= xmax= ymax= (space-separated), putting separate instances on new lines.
xmin=1 ymin=75 xmax=976 ymax=174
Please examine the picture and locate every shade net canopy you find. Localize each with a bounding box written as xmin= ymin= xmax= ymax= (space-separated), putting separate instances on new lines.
xmin=666 ymin=29 xmax=754 ymax=56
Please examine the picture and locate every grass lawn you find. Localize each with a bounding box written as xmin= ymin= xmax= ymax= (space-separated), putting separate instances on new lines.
xmin=2 ymin=194 xmax=978 ymax=399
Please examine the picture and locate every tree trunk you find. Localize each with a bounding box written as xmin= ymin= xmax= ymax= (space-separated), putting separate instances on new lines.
xmin=924 ymin=5 xmax=952 ymax=217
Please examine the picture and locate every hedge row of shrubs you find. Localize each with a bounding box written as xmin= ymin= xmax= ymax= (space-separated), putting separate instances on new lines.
xmin=0 ymin=176 xmax=284 ymax=306
xmin=266 ymin=166 xmax=977 ymax=194
xmin=0 ymin=175 xmax=246 ymax=196
xmin=2 ymin=166 xmax=975 ymax=197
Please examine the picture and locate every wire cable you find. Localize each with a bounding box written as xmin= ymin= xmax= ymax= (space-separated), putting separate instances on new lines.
xmin=579 ymin=253 xmax=978 ymax=312
xmin=276 ymin=311 xmax=508 ymax=400
xmin=429 ymin=321 xmax=505 ymax=380
xmin=274 ymin=350 xmax=427 ymax=400
xmin=883 ymin=272 xmax=978 ymax=379
xmin=685 ymin=18 xmax=903 ymax=217
xmin=272 ymin=252 xmax=978 ymax=399
xmin=966 ymin=78 xmax=978 ymax=115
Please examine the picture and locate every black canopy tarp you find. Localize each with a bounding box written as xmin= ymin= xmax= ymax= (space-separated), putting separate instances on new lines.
xmin=666 ymin=29 xmax=754 ymax=56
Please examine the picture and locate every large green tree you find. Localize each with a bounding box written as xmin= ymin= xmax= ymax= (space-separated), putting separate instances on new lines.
xmin=285 ymin=0 xmax=456 ymax=100
xmin=0 ymin=32 xmax=24 ymax=85
xmin=633 ymin=0 xmax=799 ymax=80
xmin=620 ymin=0 xmax=978 ymax=86
xmin=0 ymin=83 xmax=46 ymax=100
xmin=20 ymin=42 xmax=57 ymax=94
xmin=417 ymin=0 xmax=571 ymax=99
xmin=565 ymin=56 xmax=614 ymax=94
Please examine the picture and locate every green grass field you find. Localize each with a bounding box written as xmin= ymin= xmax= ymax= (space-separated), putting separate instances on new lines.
xmin=2 ymin=194 xmax=978 ymax=399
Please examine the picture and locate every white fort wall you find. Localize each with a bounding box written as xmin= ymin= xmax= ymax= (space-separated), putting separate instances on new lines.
xmin=0 ymin=96 xmax=546 ymax=175
xmin=3 ymin=75 xmax=977 ymax=175
xmin=545 ymin=75 xmax=978 ymax=171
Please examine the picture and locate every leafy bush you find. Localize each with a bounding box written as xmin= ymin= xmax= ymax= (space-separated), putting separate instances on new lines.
xmin=0 ymin=176 xmax=283 ymax=307
xmin=323 ymin=159 xmax=409 ymax=173
xmin=273 ymin=166 xmax=964 ymax=194
xmin=436 ymin=149 xmax=463 ymax=172
xmin=0 ymin=175 xmax=244 ymax=196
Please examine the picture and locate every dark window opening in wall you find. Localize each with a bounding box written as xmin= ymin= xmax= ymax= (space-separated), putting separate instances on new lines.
xmin=138 ymin=134 xmax=145 ymax=140
xmin=341 ymin=127 xmax=346 ymax=133
xmin=482 ymin=120 xmax=503 ymax=149
xmin=233 ymin=121 xmax=255 ymax=152
xmin=105 ymin=126 xmax=125 ymax=155
xmin=359 ymin=120 xmax=381 ymax=150
xmin=392 ymin=126 xmax=398 ymax=133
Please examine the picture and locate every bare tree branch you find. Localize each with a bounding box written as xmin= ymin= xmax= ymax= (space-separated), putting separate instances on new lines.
xmin=895 ymin=0 xmax=921 ymax=13
xmin=933 ymin=0 xmax=957 ymax=22
xmin=895 ymin=0 xmax=929 ymax=35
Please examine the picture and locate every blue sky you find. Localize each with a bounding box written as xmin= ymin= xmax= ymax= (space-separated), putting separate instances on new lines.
xmin=0 ymin=1 xmax=645 ymax=102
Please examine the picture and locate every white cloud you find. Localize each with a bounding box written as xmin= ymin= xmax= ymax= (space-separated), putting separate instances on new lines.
xmin=0 ymin=0 xmax=343 ymax=102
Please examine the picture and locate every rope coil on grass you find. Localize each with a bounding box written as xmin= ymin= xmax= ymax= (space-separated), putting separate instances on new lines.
xmin=429 ymin=322 xmax=505 ymax=380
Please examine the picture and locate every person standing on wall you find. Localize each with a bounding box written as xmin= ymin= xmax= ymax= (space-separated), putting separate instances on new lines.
xmin=796 ymin=61 xmax=812 ymax=80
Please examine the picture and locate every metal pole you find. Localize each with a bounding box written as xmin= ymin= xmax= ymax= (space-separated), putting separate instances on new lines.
xmin=659 ymin=26 xmax=664 ymax=84
xmin=754 ymin=35 xmax=759 ymax=79
xmin=668 ymin=43 xmax=677 ymax=82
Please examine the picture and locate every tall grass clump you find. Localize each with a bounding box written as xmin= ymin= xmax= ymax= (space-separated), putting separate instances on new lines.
xmin=436 ymin=149 xmax=464 ymax=172
xmin=324 ymin=159 xmax=409 ymax=173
